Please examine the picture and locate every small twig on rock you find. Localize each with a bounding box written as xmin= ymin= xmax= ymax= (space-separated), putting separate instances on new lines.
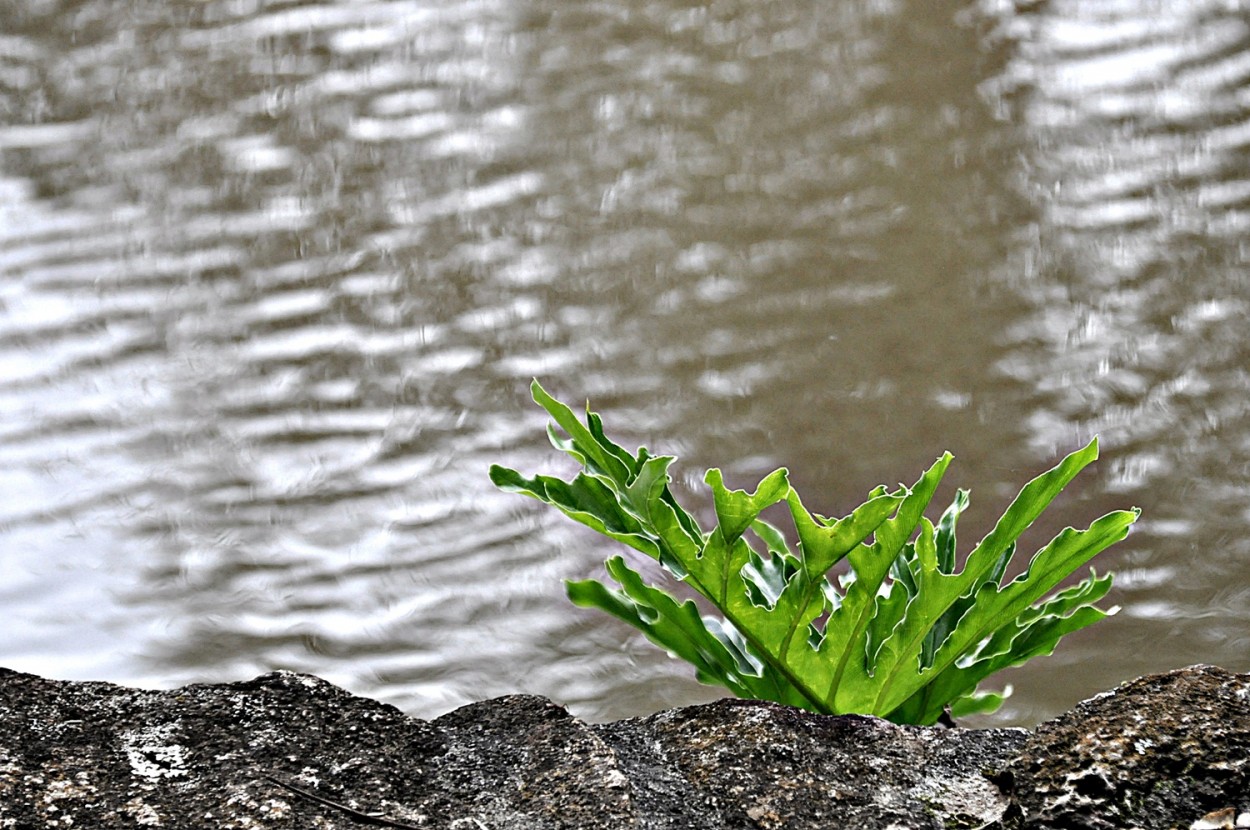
xmin=261 ymin=773 xmax=426 ymax=829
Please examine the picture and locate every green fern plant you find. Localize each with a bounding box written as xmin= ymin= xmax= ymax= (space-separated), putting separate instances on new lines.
xmin=490 ymin=381 xmax=1139 ymax=724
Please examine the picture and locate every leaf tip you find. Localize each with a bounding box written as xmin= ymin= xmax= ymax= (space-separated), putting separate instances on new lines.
xmin=488 ymin=464 xmax=521 ymax=489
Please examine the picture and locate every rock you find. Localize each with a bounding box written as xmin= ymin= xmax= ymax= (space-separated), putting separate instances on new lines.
xmin=0 ymin=664 xmax=1246 ymax=829
xmin=999 ymin=665 xmax=1250 ymax=830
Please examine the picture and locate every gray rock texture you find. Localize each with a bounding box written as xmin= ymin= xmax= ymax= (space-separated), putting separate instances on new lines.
xmin=1002 ymin=665 xmax=1250 ymax=830
xmin=0 ymin=664 xmax=1246 ymax=829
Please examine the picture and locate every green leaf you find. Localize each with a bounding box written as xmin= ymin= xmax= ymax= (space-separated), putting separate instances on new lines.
xmin=948 ymin=687 xmax=1010 ymax=719
xmin=532 ymin=380 xmax=634 ymax=485
xmin=934 ymin=489 xmax=968 ymax=574
xmin=495 ymin=385 xmax=1138 ymax=725
xmin=568 ymin=556 xmax=799 ymax=706
xmin=861 ymin=442 xmax=1119 ymax=715
xmin=821 ymin=454 xmax=951 ymax=713
xmin=566 ymin=569 xmax=754 ymax=696
xmin=489 ymin=465 xmax=662 ymax=559
xmin=963 ymin=439 xmax=1102 ymax=590
xmin=706 ymin=467 xmax=790 ymax=544
xmin=871 ymin=507 xmax=1137 ymax=719
xmin=749 ymin=518 xmax=793 ymax=557
xmin=786 ymin=487 xmax=907 ymax=578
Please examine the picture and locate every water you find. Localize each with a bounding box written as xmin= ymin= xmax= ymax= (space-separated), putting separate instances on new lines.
xmin=2 ymin=0 xmax=1249 ymax=726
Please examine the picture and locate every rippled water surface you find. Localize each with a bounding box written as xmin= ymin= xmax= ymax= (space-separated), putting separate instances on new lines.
xmin=4 ymin=0 xmax=1250 ymax=725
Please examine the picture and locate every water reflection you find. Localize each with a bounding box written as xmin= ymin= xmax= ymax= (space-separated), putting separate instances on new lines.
xmin=974 ymin=0 xmax=1250 ymax=719
xmin=1 ymin=0 xmax=1249 ymax=725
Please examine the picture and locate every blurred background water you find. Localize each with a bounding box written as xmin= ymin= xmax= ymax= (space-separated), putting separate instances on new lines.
xmin=2 ymin=0 xmax=1250 ymax=726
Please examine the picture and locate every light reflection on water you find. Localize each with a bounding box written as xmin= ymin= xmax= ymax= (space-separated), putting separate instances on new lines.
xmin=2 ymin=0 xmax=1249 ymax=725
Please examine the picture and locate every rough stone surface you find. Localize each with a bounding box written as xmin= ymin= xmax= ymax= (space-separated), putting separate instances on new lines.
xmin=0 ymin=664 xmax=1246 ymax=829
xmin=1000 ymin=665 xmax=1250 ymax=830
